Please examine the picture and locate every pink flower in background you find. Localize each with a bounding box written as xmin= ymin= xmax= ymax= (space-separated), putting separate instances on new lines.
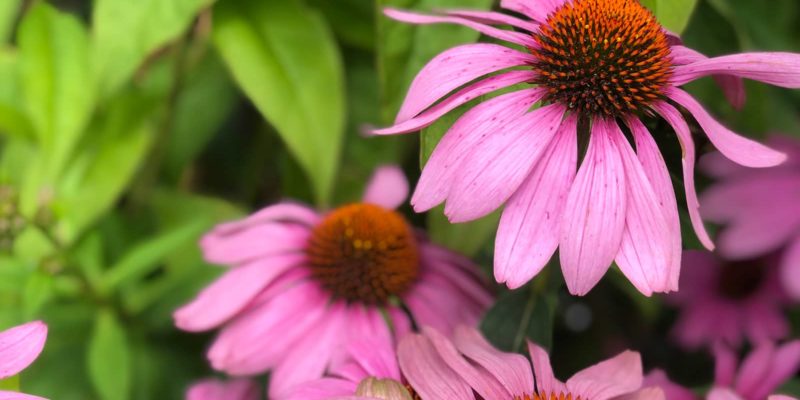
xmin=373 ymin=0 xmax=800 ymax=296
xmin=186 ymin=378 xmax=260 ymax=400
xmin=668 ymin=250 xmax=789 ymax=349
xmin=173 ymin=166 xmax=491 ymax=398
xmin=404 ymin=326 xmax=661 ymax=400
xmin=644 ymin=370 xmax=698 ymax=400
xmin=700 ymin=135 xmax=800 ymax=299
xmin=0 ymin=321 xmax=48 ymax=400
xmin=707 ymin=341 xmax=800 ymax=400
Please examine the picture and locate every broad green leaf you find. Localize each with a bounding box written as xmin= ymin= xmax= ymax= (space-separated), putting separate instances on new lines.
xmin=428 ymin=207 xmax=500 ymax=258
xmin=0 ymin=50 xmax=35 ymax=141
xmin=91 ymin=0 xmax=215 ymax=98
xmin=481 ymin=284 xmax=557 ymax=352
xmin=22 ymin=271 xmax=54 ymax=318
xmin=0 ymin=0 xmax=20 ymax=44
xmin=88 ymin=310 xmax=131 ymax=400
xmin=309 ymin=0 xmax=375 ymax=50
xmin=213 ymin=0 xmax=345 ymax=206
xmin=18 ymin=3 xmax=94 ymax=180
xmin=376 ymin=0 xmax=493 ymax=123
xmin=0 ymin=375 xmax=19 ymax=391
xmin=99 ymin=221 xmax=206 ymax=294
xmin=640 ymin=0 xmax=698 ymax=34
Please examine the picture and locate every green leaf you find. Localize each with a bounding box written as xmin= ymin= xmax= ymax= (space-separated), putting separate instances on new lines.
xmin=213 ymin=0 xmax=345 ymax=206
xmin=640 ymin=0 xmax=698 ymax=34
xmin=376 ymin=0 xmax=493 ymax=123
xmin=481 ymin=284 xmax=557 ymax=352
xmin=0 ymin=375 xmax=19 ymax=392
xmin=308 ymin=0 xmax=375 ymax=50
xmin=0 ymin=0 xmax=20 ymax=44
xmin=17 ymin=3 xmax=94 ymax=180
xmin=99 ymin=220 xmax=206 ymax=295
xmin=91 ymin=0 xmax=216 ymax=98
xmin=88 ymin=310 xmax=131 ymax=400
xmin=428 ymin=207 xmax=500 ymax=258
xmin=22 ymin=271 xmax=54 ymax=319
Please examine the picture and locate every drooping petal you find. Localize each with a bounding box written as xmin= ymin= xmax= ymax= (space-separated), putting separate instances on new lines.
xmin=453 ymin=327 xmax=535 ymax=396
xmin=390 ymin=43 xmax=535 ymax=123
xmin=707 ymin=388 xmax=745 ymax=400
xmin=626 ymin=117 xmax=682 ymax=290
xmin=384 ymin=9 xmax=537 ymax=48
xmin=716 ymin=203 xmax=800 ymax=260
xmin=495 ymin=114 xmax=577 ymax=289
xmin=781 ymin=236 xmax=800 ymax=300
xmin=0 ymin=321 xmax=47 ymax=380
xmin=173 ymin=254 xmax=304 ymax=332
xmin=200 ymin=222 xmax=309 ymax=265
xmin=528 ymin=342 xmax=567 ymax=395
xmin=500 ymin=0 xmax=566 ymax=23
xmin=362 ymin=165 xmax=409 ymax=210
xmin=610 ymin=121 xmax=674 ymax=295
xmin=672 ymin=52 xmax=800 ymax=88
xmin=668 ymin=88 xmax=786 ymax=168
xmin=412 ymin=88 xmax=547 ymax=212
xmin=186 ymin=379 xmax=260 ymax=400
xmin=734 ymin=344 xmax=775 ymax=397
xmin=445 ymin=103 xmax=566 ymax=222
xmin=372 ymin=70 xmax=536 ymax=135
xmin=713 ymin=342 xmax=739 ymax=387
xmin=669 ymin=45 xmax=745 ymax=109
xmin=643 ymin=370 xmax=697 ymax=400
xmin=749 ymin=341 xmax=800 ymax=400
xmin=398 ymin=334 xmax=476 ymax=400
xmin=442 ymin=10 xmax=539 ymax=32
xmin=422 ymin=327 xmax=510 ymax=400
xmin=653 ymin=101 xmax=715 ymax=250
xmin=0 ymin=392 xmax=47 ymax=400
xmin=566 ymin=350 xmax=642 ymax=400
xmin=559 ymin=118 xmax=627 ymax=296
xmin=211 ymin=203 xmax=320 ymax=236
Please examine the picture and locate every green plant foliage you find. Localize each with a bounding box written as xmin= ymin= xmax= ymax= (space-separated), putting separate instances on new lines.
xmin=213 ymin=0 xmax=346 ymax=206
xmin=640 ymin=0 xmax=698 ymax=34
xmin=481 ymin=280 xmax=557 ymax=352
xmin=88 ymin=310 xmax=131 ymax=400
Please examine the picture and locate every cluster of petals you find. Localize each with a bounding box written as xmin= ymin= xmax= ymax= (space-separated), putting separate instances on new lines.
xmin=700 ymin=135 xmax=800 ymax=299
xmin=186 ymin=378 xmax=260 ymax=400
xmin=667 ymin=250 xmax=790 ymax=349
xmin=648 ymin=340 xmax=800 ymax=400
xmin=0 ymin=321 xmax=48 ymax=400
xmin=288 ymin=325 xmax=663 ymax=400
xmin=173 ymin=167 xmax=491 ymax=397
xmin=372 ymin=0 xmax=800 ymax=296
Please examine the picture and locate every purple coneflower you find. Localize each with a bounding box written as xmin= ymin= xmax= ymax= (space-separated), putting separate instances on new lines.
xmin=373 ymin=0 xmax=799 ymax=296
xmin=0 ymin=321 xmax=48 ymax=400
xmin=173 ymin=166 xmax=491 ymax=397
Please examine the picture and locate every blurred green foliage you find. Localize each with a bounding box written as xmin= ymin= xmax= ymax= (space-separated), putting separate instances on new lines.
xmin=0 ymin=0 xmax=795 ymax=399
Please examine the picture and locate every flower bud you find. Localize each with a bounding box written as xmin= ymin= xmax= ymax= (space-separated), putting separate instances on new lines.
xmin=355 ymin=377 xmax=413 ymax=400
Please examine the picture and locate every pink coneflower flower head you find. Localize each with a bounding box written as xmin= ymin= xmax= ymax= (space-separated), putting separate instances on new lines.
xmin=397 ymin=326 xmax=662 ymax=399
xmin=700 ymin=134 xmax=800 ymax=299
xmin=0 ymin=321 xmax=48 ymax=400
xmin=373 ymin=0 xmax=799 ymax=296
xmin=668 ymin=250 xmax=789 ymax=349
xmin=186 ymin=378 xmax=260 ymax=400
xmin=173 ymin=166 xmax=492 ymax=397
xmin=708 ymin=341 xmax=800 ymax=400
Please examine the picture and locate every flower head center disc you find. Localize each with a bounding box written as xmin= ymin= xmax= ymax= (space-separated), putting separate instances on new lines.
xmin=307 ymin=203 xmax=419 ymax=304
xmin=531 ymin=0 xmax=673 ymax=116
xmin=516 ymin=391 xmax=584 ymax=400
xmin=718 ymin=259 xmax=766 ymax=300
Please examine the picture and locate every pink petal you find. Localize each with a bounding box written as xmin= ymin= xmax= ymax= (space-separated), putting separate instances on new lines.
xmin=268 ymin=303 xmax=348 ymax=398
xmin=528 ymin=342 xmax=567 ymax=395
xmin=362 ymin=165 xmax=409 ymax=210
xmin=669 ymin=45 xmax=745 ymax=109
xmin=453 ymin=326 xmax=535 ymax=396
xmin=672 ymin=52 xmax=800 ymax=88
xmin=211 ymin=203 xmax=320 ymax=236
xmin=0 ymin=392 xmax=48 ymax=400
xmin=708 ymin=388 xmax=745 ymax=400
xmin=566 ymin=350 xmax=643 ymax=400
xmin=668 ymin=88 xmax=787 ymax=168
xmin=652 ymin=101 xmax=715 ymax=250
xmin=559 ymin=118 xmax=627 ymax=296
xmin=419 ymin=245 xmax=493 ymax=309
xmin=280 ymin=378 xmax=357 ymax=400
xmin=610 ymin=121 xmax=675 ymax=295
xmin=734 ymin=344 xmax=775 ymax=397
xmin=717 ymin=204 xmax=800 ymax=260
xmin=626 ymin=117 xmax=682 ymax=291
xmin=713 ymin=342 xmax=738 ymax=387
xmin=445 ymin=103 xmax=566 ymax=222
xmin=200 ymin=222 xmax=309 ymax=265
xmin=494 ymin=114 xmax=578 ymax=289
xmin=186 ymin=379 xmax=260 ymax=400
xmin=0 ymin=321 xmax=47 ymax=380
xmin=422 ymin=327 xmax=510 ymax=400
xmin=500 ymin=0 xmax=566 ymax=23
xmin=404 ymin=276 xmax=483 ymax=335
xmin=398 ymin=334 xmax=476 ymax=400
xmin=749 ymin=341 xmax=800 ymax=400
xmin=614 ymin=387 xmax=666 ymax=400
xmin=782 ymin=236 xmax=800 ymax=300
xmin=372 ymin=70 xmax=537 ymax=136
xmin=442 ymin=10 xmax=539 ymax=32
xmin=390 ymin=43 xmax=535 ymax=123
xmin=342 ymin=305 xmax=399 ymax=378
xmin=643 ymin=370 xmax=697 ymax=400
xmin=173 ymin=254 xmax=304 ymax=332
xmin=769 ymin=396 xmax=799 ymax=400
xmin=383 ymin=9 xmax=537 ymax=48
xmin=411 ymin=87 xmax=546 ymax=212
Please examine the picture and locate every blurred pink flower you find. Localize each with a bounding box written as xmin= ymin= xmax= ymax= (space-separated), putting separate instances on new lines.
xmin=668 ymin=250 xmax=789 ymax=349
xmin=373 ymin=0 xmax=800 ymax=296
xmin=186 ymin=378 xmax=260 ymax=400
xmin=708 ymin=341 xmax=800 ymax=400
xmin=173 ymin=166 xmax=492 ymax=398
xmin=644 ymin=370 xmax=697 ymax=400
xmin=701 ymin=135 xmax=800 ymax=299
xmin=0 ymin=321 xmax=48 ymax=400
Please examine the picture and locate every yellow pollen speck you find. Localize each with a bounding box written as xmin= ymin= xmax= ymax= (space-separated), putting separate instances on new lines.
xmin=353 ymin=239 xmax=363 ymax=249
xmin=363 ymin=241 xmax=373 ymax=250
